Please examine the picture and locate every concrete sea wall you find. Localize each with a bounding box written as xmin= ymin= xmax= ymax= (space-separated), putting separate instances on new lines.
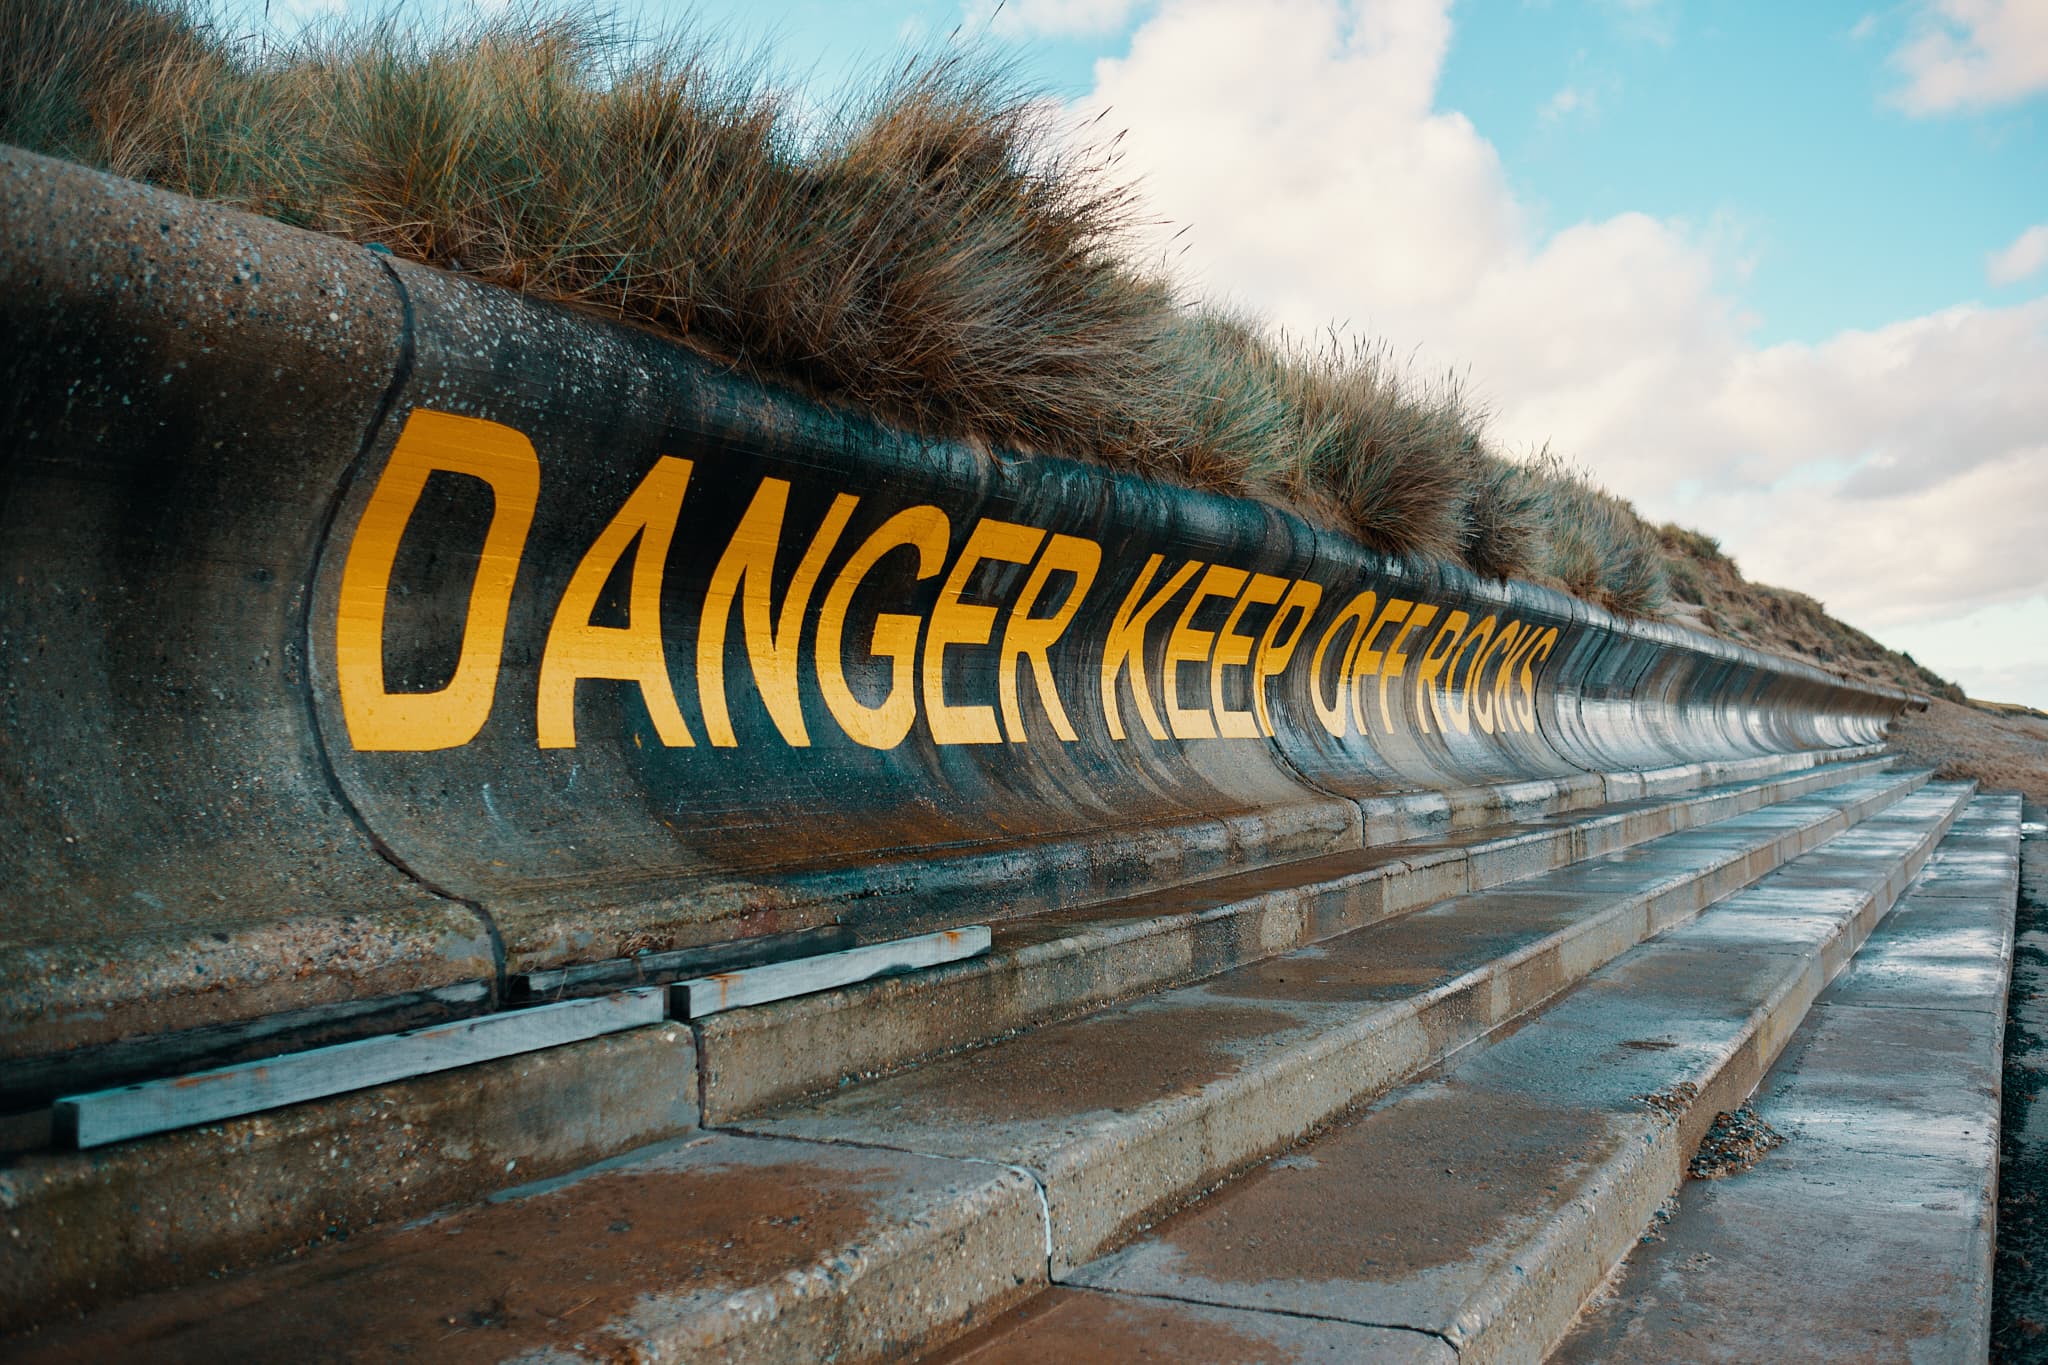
xmin=0 ymin=148 xmax=1914 ymax=1098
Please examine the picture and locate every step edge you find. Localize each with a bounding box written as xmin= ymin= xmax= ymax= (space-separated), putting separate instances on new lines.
xmin=1547 ymin=789 xmax=2009 ymax=1365
xmin=699 ymin=759 xmax=1910 ymax=1122
xmin=1443 ymin=783 xmax=1972 ymax=1364
xmin=732 ymin=773 xmax=1935 ymax=1278
xmin=1039 ymin=779 xmax=1946 ymax=1272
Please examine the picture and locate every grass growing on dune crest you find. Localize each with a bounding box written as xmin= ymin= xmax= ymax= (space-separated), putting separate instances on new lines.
xmin=1 ymin=0 xmax=1670 ymax=616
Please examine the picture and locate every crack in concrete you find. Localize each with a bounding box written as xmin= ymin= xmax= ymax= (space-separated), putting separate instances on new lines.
xmin=295 ymin=249 xmax=510 ymax=1006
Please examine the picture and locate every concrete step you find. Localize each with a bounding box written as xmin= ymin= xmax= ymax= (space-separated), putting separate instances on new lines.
xmin=1 ymin=764 xmax=1932 ymax=1362
xmin=983 ymin=781 xmax=1970 ymax=1365
xmin=6 ymin=1130 xmax=1048 ymax=1365
xmin=735 ymin=767 xmax=1931 ymax=1275
xmin=0 ymin=753 xmax=1892 ymax=1332
xmin=700 ymin=754 xmax=1900 ymax=1122
xmin=1551 ymin=793 xmax=2021 ymax=1363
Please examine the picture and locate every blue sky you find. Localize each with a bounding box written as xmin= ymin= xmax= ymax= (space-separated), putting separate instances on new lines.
xmin=1437 ymin=4 xmax=2046 ymax=344
xmin=257 ymin=0 xmax=2048 ymax=704
xmin=647 ymin=0 xmax=2047 ymax=342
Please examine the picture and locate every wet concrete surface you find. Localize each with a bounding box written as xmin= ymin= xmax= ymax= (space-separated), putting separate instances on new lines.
xmin=1557 ymin=794 xmax=2017 ymax=1364
xmin=0 ymin=1024 xmax=699 ymax=1333
xmin=1072 ymin=1083 xmax=1626 ymax=1319
xmin=735 ymin=776 xmax=1935 ymax=1279
xmin=1065 ymin=787 xmax=1965 ymax=1352
xmin=5 ymin=1132 xmax=1045 ymax=1365
xmin=830 ymin=997 xmax=1311 ymax=1125
xmin=697 ymin=758 xmax=1900 ymax=1125
xmin=1995 ymin=797 xmax=2048 ymax=1362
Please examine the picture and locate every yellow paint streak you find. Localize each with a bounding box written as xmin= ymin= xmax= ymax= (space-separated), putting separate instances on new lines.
xmin=1414 ymin=610 xmax=1470 ymax=737
xmin=1211 ymin=573 xmax=1287 ymax=740
xmin=1310 ymin=591 xmax=1376 ymax=737
xmin=1165 ymin=564 xmax=1249 ymax=740
xmin=999 ymin=533 xmax=1101 ymax=743
xmin=924 ymin=518 xmax=1046 ymax=746
xmin=1252 ymin=579 xmax=1322 ymax=738
xmin=1100 ymin=556 xmax=1203 ymax=742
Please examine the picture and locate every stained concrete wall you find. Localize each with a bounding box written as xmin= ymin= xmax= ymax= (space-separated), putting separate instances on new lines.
xmin=0 ymin=148 xmax=1914 ymax=1095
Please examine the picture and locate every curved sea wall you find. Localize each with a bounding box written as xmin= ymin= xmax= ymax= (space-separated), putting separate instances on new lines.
xmin=0 ymin=148 xmax=1914 ymax=1092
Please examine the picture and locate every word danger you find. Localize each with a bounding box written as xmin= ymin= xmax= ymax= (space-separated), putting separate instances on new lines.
xmin=334 ymin=409 xmax=1558 ymax=753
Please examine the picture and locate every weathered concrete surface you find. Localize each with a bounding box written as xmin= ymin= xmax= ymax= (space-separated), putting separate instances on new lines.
xmin=4 ymin=1132 xmax=1045 ymax=1364
xmin=923 ymin=1287 xmax=1454 ymax=1364
xmin=1065 ymin=784 xmax=1969 ymax=1365
xmin=1556 ymin=794 xmax=2019 ymax=1363
xmin=0 ymin=1024 xmax=699 ymax=1333
xmin=0 ymin=152 xmax=495 ymax=1083
xmin=734 ymin=771 xmax=1931 ymax=1274
xmin=700 ymin=756 xmax=1898 ymax=1121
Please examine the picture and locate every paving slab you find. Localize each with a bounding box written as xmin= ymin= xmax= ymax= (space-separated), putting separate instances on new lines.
xmin=1066 ymin=783 xmax=1969 ymax=1365
xmin=922 ymin=1287 xmax=1453 ymax=1364
xmin=5 ymin=1132 xmax=1046 ymax=1365
xmin=735 ymin=773 xmax=1930 ymax=1273
xmin=1555 ymin=793 xmax=2019 ymax=1364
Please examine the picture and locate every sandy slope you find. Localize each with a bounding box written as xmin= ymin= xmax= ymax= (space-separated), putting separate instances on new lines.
xmin=1891 ymin=699 xmax=2048 ymax=806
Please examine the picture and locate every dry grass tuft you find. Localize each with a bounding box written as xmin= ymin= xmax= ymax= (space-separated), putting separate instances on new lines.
xmin=1459 ymin=455 xmax=1547 ymax=582
xmin=1275 ymin=339 xmax=1480 ymax=560
xmin=2 ymin=0 xmax=1676 ymax=609
xmin=1523 ymin=450 xmax=1668 ymax=616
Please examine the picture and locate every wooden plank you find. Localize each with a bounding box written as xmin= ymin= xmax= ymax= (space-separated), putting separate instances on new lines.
xmin=674 ymin=926 xmax=991 ymax=1019
xmin=53 ymin=988 xmax=666 ymax=1150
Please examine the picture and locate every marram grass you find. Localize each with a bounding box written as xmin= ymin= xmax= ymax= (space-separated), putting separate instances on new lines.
xmin=0 ymin=0 xmax=1669 ymax=615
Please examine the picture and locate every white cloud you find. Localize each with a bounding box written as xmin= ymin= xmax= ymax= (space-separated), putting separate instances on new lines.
xmin=1080 ymin=0 xmax=2048 ymax=702
xmin=1990 ymin=223 xmax=2048 ymax=286
xmin=1541 ymin=85 xmax=1593 ymax=122
xmin=973 ymin=0 xmax=1148 ymax=37
xmin=1884 ymin=599 xmax=2048 ymax=706
xmin=1891 ymin=0 xmax=2048 ymax=113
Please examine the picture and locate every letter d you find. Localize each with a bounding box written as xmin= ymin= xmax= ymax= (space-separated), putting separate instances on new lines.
xmin=334 ymin=409 xmax=540 ymax=751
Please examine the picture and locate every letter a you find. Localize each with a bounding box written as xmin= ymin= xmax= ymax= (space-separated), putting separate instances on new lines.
xmin=536 ymin=458 xmax=695 ymax=749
